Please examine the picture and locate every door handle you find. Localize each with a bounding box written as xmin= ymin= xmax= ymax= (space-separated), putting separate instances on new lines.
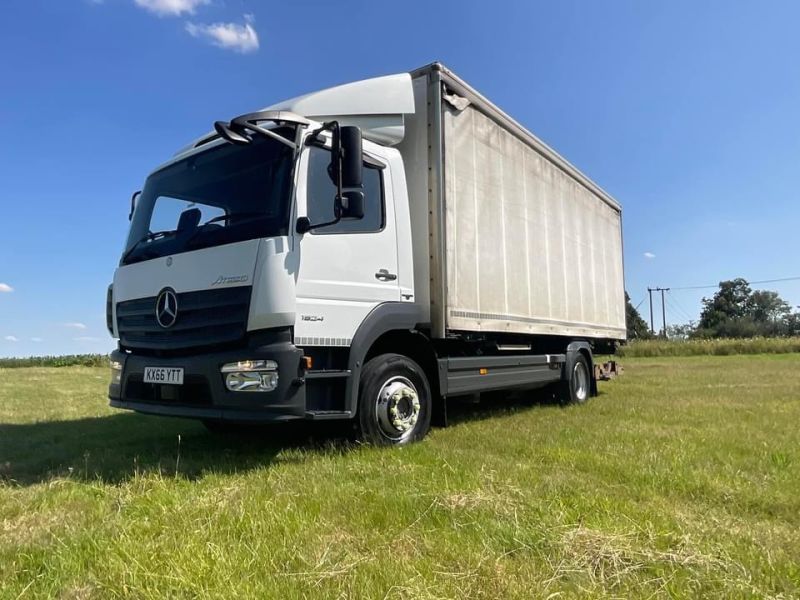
xmin=375 ymin=269 xmax=397 ymax=281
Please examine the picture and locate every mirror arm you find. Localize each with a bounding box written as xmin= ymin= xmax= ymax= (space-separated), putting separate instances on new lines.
xmin=214 ymin=121 xmax=250 ymax=145
xmin=296 ymin=209 xmax=342 ymax=234
xmin=306 ymin=121 xmax=339 ymax=146
xmin=230 ymin=118 xmax=299 ymax=150
xmin=128 ymin=190 xmax=141 ymax=221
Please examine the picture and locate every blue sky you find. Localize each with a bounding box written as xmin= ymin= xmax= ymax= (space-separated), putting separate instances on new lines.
xmin=1 ymin=0 xmax=799 ymax=357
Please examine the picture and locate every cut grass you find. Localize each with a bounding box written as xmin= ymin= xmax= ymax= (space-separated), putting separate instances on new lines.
xmin=1 ymin=356 xmax=799 ymax=598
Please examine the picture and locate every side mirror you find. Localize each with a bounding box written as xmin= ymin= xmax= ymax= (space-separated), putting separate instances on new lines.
xmin=129 ymin=190 xmax=141 ymax=221
xmin=340 ymin=191 xmax=364 ymax=220
xmin=297 ymin=123 xmax=365 ymax=235
xmin=340 ymin=126 xmax=363 ymax=188
xmin=330 ymin=125 xmax=363 ymax=189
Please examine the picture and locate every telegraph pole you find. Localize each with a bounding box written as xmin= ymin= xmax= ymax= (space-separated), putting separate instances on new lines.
xmin=647 ymin=287 xmax=670 ymax=336
xmin=653 ymin=287 xmax=670 ymax=337
xmin=660 ymin=288 xmax=668 ymax=337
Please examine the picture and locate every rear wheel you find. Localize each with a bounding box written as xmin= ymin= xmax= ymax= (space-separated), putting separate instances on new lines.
xmin=560 ymin=353 xmax=591 ymax=405
xmin=356 ymin=353 xmax=432 ymax=446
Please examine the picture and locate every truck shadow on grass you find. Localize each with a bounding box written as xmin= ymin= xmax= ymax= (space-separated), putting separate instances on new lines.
xmin=445 ymin=386 xmax=570 ymax=427
xmin=0 ymin=414 xmax=347 ymax=487
xmin=0 ymin=387 xmax=581 ymax=487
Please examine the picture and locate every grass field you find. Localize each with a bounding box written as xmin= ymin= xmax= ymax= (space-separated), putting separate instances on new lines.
xmin=1 ymin=355 xmax=799 ymax=598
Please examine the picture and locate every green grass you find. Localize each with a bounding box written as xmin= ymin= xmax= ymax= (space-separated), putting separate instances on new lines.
xmin=619 ymin=336 xmax=800 ymax=357
xmin=1 ymin=356 xmax=799 ymax=598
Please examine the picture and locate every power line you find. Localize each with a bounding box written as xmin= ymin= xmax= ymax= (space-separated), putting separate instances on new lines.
xmin=667 ymin=290 xmax=694 ymax=319
xmin=663 ymin=295 xmax=687 ymax=331
xmin=666 ymin=291 xmax=694 ymax=323
xmin=663 ymin=293 xmax=684 ymax=322
xmin=671 ymin=302 xmax=694 ymax=324
xmin=670 ymin=275 xmax=800 ymax=291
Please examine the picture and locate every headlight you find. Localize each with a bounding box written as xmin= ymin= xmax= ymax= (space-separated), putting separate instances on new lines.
xmin=221 ymin=360 xmax=278 ymax=373
xmin=110 ymin=359 xmax=122 ymax=385
xmin=221 ymin=360 xmax=278 ymax=392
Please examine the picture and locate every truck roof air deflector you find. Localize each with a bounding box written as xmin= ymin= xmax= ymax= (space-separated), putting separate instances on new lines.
xmin=264 ymin=73 xmax=415 ymax=145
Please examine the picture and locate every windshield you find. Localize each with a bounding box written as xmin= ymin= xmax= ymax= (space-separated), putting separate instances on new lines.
xmin=123 ymin=131 xmax=295 ymax=265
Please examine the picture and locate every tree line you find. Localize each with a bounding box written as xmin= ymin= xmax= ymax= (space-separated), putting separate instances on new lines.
xmin=626 ymin=278 xmax=800 ymax=340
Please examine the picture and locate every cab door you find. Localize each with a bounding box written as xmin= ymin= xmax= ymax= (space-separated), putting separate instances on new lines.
xmin=294 ymin=141 xmax=399 ymax=347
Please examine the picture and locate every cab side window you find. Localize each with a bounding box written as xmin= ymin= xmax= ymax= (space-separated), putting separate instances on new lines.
xmin=306 ymin=146 xmax=384 ymax=234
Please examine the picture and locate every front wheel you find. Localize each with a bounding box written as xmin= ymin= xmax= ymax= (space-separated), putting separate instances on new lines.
xmin=356 ymin=353 xmax=432 ymax=446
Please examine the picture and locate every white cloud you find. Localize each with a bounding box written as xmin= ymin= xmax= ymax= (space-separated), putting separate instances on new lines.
xmin=643 ymin=252 xmax=656 ymax=259
xmin=30 ymin=337 xmax=43 ymax=342
xmin=74 ymin=336 xmax=100 ymax=342
xmin=0 ymin=283 xmax=13 ymax=293
xmin=186 ymin=14 xmax=259 ymax=54
xmin=4 ymin=335 xmax=18 ymax=342
xmin=134 ymin=0 xmax=209 ymax=17
xmin=64 ymin=322 xmax=88 ymax=330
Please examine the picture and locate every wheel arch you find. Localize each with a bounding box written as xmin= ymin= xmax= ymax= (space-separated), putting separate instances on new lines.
xmin=345 ymin=303 xmax=439 ymax=417
xmin=363 ymin=329 xmax=440 ymax=413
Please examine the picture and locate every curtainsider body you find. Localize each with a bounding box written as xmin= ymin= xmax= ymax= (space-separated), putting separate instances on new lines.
xmin=401 ymin=65 xmax=625 ymax=341
xmin=107 ymin=63 xmax=625 ymax=445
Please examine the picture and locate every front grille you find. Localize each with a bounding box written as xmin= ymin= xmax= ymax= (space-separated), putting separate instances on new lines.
xmin=116 ymin=286 xmax=251 ymax=351
xmin=125 ymin=374 xmax=213 ymax=406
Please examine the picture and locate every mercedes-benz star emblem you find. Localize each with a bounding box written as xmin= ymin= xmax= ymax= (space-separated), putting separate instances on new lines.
xmin=155 ymin=288 xmax=178 ymax=329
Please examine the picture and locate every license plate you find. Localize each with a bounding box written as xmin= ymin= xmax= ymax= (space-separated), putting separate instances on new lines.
xmin=144 ymin=366 xmax=184 ymax=385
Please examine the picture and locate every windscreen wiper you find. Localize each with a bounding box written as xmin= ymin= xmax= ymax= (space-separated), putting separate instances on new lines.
xmin=121 ymin=230 xmax=174 ymax=264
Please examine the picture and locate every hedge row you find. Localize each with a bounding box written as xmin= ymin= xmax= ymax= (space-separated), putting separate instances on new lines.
xmin=0 ymin=354 xmax=109 ymax=368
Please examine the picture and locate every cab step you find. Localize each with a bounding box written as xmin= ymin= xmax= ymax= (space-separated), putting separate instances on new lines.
xmin=304 ymin=410 xmax=353 ymax=420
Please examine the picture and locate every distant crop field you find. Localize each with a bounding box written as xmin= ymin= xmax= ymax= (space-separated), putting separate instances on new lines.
xmin=619 ymin=336 xmax=800 ymax=357
xmin=1 ymin=356 xmax=799 ymax=598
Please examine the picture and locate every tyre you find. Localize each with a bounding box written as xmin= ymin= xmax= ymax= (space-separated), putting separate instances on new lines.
xmin=356 ymin=353 xmax=432 ymax=446
xmin=560 ymin=353 xmax=591 ymax=405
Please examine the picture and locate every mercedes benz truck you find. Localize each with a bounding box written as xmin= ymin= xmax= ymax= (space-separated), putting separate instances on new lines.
xmin=107 ymin=63 xmax=626 ymax=445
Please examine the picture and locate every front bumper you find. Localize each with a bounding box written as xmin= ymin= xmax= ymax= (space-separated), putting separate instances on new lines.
xmin=108 ymin=333 xmax=305 ymax=423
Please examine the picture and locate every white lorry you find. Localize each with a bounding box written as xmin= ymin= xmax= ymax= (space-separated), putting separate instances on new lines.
xmin=107 ymin=63 xmax=626 ymax=445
